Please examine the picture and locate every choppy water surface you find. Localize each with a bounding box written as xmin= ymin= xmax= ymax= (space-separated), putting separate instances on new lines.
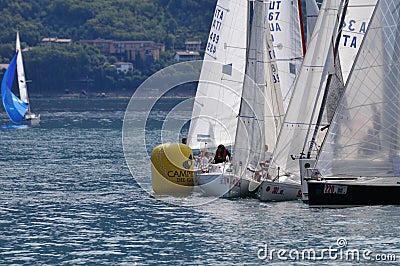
xmin=0 ymin=98 xmax=399 ymax=265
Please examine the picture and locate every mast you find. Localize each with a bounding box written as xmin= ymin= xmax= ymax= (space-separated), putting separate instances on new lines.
xmin=306 ymin=0 xmax=349 ymax=158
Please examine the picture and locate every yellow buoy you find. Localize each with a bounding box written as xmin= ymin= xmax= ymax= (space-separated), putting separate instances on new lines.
xmin=151 ymin=142 xmax=194 ymax=196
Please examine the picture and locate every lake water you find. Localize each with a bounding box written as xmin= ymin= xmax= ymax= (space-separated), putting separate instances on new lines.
xmin=0 ymin=98 xmax=399 ymax=265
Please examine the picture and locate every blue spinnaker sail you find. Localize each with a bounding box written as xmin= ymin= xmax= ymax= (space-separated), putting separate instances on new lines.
xmin=1 ymin=52 xmax=28 ymax=123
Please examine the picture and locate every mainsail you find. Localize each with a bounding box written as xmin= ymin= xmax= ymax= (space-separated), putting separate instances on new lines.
xmin=16 ymin=31 xmax=29 ymax=105
xmin=268 ymin=0 xmax=343 ymax=177
xmin=187 ymin=0 xmax=248 ymax=150
xmin=308 ymin=0 xmax=378 ymax=158
xmin=232 ymin=0 xmax=281 ymax=176
xmin=317 ymin=0 xmax=400 ymax=177
xmin=268 ymin=0 xmax=305 ymax=110
xmin=1 ymin=52 xmax=29 ymax=123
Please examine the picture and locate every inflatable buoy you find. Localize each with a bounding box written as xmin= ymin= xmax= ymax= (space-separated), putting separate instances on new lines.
xmin=151 ymin=142 xmax=194 ymax=196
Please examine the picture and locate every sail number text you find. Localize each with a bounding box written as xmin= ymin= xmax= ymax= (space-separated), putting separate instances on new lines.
xmin=268 ymin=1 xmax=282 ymax=42
xmin=206 ymin=7 xmax=224 ymax=55
xmin=324 ymin=184 xmax=348 ymax=195
xmin=341 ymin=19 xmax=368 ymax=49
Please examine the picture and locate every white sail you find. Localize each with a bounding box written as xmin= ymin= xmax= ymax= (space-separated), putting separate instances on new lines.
xmin=233 ymin=0 xmax=281 ymax=175
xmin=339 ymin=0 xmax=378 ymax=83
xmin=16 ymin=32 xmax=29 ymax=105
xmin=187 ymin=0 xmax=248 ymax=150
xmin=268 ymin=0 xmax=343 ymax=177
xmin=317 ymin=0 xmax=400 ymax=178
xmin=305 ymin=0 xmax=319 ymax=46
xmin=268 ymin=0 xmax=305 ymax=110
xmin=265 ymin=10 xmax=285 ymax=144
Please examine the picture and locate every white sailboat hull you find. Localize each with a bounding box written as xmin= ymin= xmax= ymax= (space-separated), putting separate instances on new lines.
xmin=258 ymin=176 xmax=301 ymax=202
xmin=24 ymin=113 xmax=40 ymax=125
xmin=194 ymin=164 xmax=259 ymax=198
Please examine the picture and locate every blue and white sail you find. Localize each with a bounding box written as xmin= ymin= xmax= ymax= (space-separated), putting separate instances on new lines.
xmin=1 ymin=52 xmax=29 ymax=123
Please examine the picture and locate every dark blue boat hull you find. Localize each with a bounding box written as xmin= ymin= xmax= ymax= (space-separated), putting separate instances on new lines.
xmin=307 ymin=180 xmax=400 ymax=207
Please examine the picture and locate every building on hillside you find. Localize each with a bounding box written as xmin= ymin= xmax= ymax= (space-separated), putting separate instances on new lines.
xmin=174 ymin=40 xmax=202 ymax=62
xmin=41 ymin=38 xmax=72 ymax=46
xmin=174 ymin=51 xmax=201 ymax=62
xmin=0 ymin=63 xmax=8 ymax=71
xmin=79 ymin=39 xmax=165 ymax=62
xmin=184 ymin=40 xmax=201 ymax=52
xmin=115 ymin=62 xmax=133 ymax=74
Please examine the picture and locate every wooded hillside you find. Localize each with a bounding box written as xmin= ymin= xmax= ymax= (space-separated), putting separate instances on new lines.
xmin=0 ymin=0 xmax=216 ymax=96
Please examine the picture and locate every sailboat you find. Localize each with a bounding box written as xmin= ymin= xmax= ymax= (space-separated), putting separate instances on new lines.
xmin=1 ymin=32 xmax=40 ymax=125
xmin=306 ymin=0 xmax=400 ymax=207
xmin=258 ymin=0 xmax=342 ymax=201
xmin=260 ymin=0 xmax=377 ymax=202
xmin=187 ymin=0 xmax=250 ymax=198
xmin=299 ymin=0 xmax=378 ymax=202
xmin=193 ymin=0 xmax=279 ymax=198
xmin=191 ymin=0 xmax=307 ymax=198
